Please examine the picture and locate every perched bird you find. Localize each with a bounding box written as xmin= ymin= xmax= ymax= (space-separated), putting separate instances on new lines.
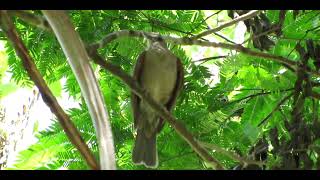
xmin=131 ymin=39 xmax=184 ymax=168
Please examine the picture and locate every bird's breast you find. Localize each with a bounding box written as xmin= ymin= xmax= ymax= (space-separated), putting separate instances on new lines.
xmin=141 ymin=51 xmax=178 ymax=104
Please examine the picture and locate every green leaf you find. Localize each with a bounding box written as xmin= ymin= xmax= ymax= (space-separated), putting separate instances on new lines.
xmin=48 ymin=80 xmax=62 ymax=98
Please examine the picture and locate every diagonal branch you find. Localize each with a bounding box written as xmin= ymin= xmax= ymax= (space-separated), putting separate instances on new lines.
xmin=0 ymin=10 xmax=99 ymax=170
xmin=225 ymin=88 xmax=294 ymax=107
xmin=197 ymin=10 xmax=223 ymax=27
xmin=86 ymin=48 xmax=225 ymax=170
xmin=242 ymin=25 xmax=280 ymax=45
xmin=200 ymin=142 xmax=266 ymax=167
xmin=192 ymin=10 xmax=262 ymax=40
xmin=213 ymin=32 xmax=237 ymax=44
xmin=242 ymin=10 xmax=286 ymax=45
xmin=42 ymin=10 xmax=116 ymax=170
xmin=258 ymin=92 xmax=294 ymax=127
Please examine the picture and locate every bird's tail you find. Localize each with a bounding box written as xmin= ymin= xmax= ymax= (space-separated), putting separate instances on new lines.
xmin=132 ymin=128 xmax=158 ymax=168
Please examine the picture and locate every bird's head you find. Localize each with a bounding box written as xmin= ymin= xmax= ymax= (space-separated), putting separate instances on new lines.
xmin=148 ymin=39 xmax=168 ymax=57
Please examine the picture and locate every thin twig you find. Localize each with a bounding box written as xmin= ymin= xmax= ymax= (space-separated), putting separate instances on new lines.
xmin=0 ymin=10 xmax=99 ymax=170
xmin=139 ymin=11 xmax=209 ymax=41
xmin=234 ymin=88 xmax=265 ymax=91
xmin=258 ymin=92 xmax=294 ymax=127
xmin=225 ymin=88 xmax=294 ymax=107
xmin=197 ymin=10 xmax=223 ymax=27
xmin=270 ymin=35 xmax=320 ymax=42
xmin=194 ymin=55 xmax=227 ymax=63
xmin=287 ymin=12 xmax=320 ymax=58
xmin=213 ymin=32 xmax=237 ymax=44
xmin=279 ymin=108 xmax=290 ymax=123
xmin=200 ymin=142 xmax=266 ymax=167
xmin=244 ymin=10 xmax=286 ymax=45
xmin=192 ymin=10 xmax=262 ymax=40
xmin=242 ymin=25 xmax=280 ymax=45
xmin=86 ymin=48 xmax=225 ymax=170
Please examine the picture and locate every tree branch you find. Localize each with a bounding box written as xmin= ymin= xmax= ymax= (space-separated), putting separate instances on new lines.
xmin=86 ymin=48 xmax=225 ymax=170
xmin=199 ymin=10 xmax=223 ymax=25
xmin=8 ymin=10 xmax=52 ymax=31
xmin=258 ymin=92 xmax=294 ymax=127
xmin=287 ymin=12 xmax=320 ymax=58
xmin=200 ymin=142 xmax=266 ymax=167
xmin=10 ymin=11 xmax=320 ymax=77
xmin=0 ymin=10 xmax=99 ymax=170
xmin=225 ymin=88 xmax=294 ymax=107
xmin=242 ymin=25 xmax=280 ymax=45
xmin=242 ymin=10 xmax=286 ymax=45
xmin=194 ymin=55 xmax=227 ymax=63
xmin=192 ymin=10 xmax=262 ymax=40
xmin=89 ymin=30 xmax=305 ymax=75
xmin=41 ymin=10 xmax=116 ymax=170
xmin=213 ymin=32 xmax=237 ymax=44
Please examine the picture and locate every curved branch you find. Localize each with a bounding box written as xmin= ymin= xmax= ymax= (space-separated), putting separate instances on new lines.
xmin=0 ymin=10 xmax=99 ymax=170
xmin=42 ymin=10 xmax=116 ymax=170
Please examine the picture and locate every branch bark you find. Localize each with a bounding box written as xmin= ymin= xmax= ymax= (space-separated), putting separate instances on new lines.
xmin=86 ymin=48 xmax=225 ymax=170
xmin=41 ymin=10 xmax=116 ymax=170
xmin=8 ymin=10 xmax=52 ymax=31
xmin=89 ymin=30 xmax=302 ymax=75
xmin=0 ymin=10 xmax=99 ymax=170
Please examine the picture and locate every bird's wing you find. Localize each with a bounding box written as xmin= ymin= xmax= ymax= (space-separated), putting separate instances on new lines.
xmin=156 ymin=57 xmax=184 ymax=133
xmin=131 ymin=51 xmax=146 ymax=129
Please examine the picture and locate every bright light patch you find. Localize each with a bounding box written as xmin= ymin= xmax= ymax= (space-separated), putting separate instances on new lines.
xmin=278 ymin=68 xmax=287 ymax=74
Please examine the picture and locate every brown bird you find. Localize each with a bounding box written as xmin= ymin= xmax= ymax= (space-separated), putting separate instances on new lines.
xmin=131 ymin=39 xmax=184 ymax=168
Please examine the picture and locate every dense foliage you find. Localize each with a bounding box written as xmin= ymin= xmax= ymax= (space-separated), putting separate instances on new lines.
xmin=1 ymin=10 xmax=320 ymax=170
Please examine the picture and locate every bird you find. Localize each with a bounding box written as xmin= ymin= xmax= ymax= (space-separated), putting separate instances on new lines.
xmin=131 ymin=39 xmax=184 ymax=168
